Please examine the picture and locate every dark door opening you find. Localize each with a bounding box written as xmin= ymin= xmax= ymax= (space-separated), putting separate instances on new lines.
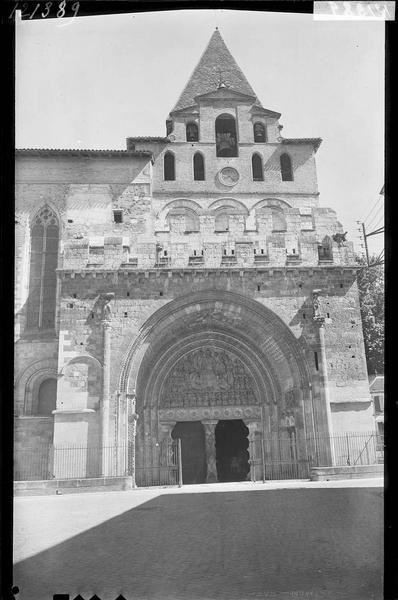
xmin=171 ymin=421 xmax=207 ymax=484
xmin=215 ymin=420 xmax=250 ymax=482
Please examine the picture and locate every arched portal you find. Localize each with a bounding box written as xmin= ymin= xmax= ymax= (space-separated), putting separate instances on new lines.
xmin=119 ymin=290 xmax=320 ymax=485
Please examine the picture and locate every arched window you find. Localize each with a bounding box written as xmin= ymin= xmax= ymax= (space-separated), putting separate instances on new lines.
xmin=37 ymin=378 xmax=57 ymax=415
xmin=164 ymin=152 xmax=175 ymax=181
xmin=27 ymin=206 xmax=59 ymax=330
xmin=252 ymin=154 xmax=264 ymax=181
xmin=193 ymin=153 xmax=205 ymax=181
xmin=271 ymin=209 xmax=287 ymax=232
xmin=253 ymin=122 xmax=266 ymax=143
xmin=186 ymin=122 xmax=199 ymax=142
xmin=280 ymin=153 xmax=293 ymax=181
xmin=215 ymin=212 xmax=230 ymax=232
xmin=215 ymin=114 xmax=238 ymax=157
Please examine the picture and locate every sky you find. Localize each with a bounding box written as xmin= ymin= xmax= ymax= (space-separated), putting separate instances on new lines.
xmin=16 ymin=9 xmax=385 ymax=256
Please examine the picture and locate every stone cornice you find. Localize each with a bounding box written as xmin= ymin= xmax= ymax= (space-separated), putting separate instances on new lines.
xmin=56 ymin=265 xmax=359 ymax=279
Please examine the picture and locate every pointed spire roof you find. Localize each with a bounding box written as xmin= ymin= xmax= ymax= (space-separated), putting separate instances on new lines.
xmin=171 ymin=29 xmax=262 ymax=113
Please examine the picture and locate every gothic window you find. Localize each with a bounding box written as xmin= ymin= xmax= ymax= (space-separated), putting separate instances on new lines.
xmin=164 ymin=152 xmax=175 ymax=181
xmin=193 ymin=152 xmax=205 ymax=180
xmin=271 ymin=208 xmax=287 ymax=231
xmin=215 ymin=114 xmax=238 ymax=157
xmin=252 ymin=153 xmax=264 ymax=181
xmin=186 ymin=122 xmax=199 ymax=142
xmin=27 ymin=206 xmax=59 ymax=330
xmin=37 ymin=378 xmax=57 ymax=415
xmin=280 ymin=153 xmax=293 ymax=181
xmin=215 ymin=212 xmax=229 ymax=232
xmin=253 ymin=122 xmax=266 ymax=143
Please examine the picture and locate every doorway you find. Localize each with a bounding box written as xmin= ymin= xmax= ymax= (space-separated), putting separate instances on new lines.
xmin=215 ymin=420 xmax=250 ymax=482
xmin=171 ymin=421 xmax=207 ymax=484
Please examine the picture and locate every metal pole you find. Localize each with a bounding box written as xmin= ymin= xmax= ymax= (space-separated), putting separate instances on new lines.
xmin=177 ymin=438 xmax=183 ymax=487
xmin=362 ymin=222 xmax=370 ymax=266
xmin=346 ymin=433 xmax=351 ymax=466
xmin=261 ymin=435 xmax=266 ymax=483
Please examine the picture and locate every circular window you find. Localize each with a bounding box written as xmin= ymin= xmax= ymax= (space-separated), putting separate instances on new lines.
xmin=218 ymin=167 xmax=240 ymax=187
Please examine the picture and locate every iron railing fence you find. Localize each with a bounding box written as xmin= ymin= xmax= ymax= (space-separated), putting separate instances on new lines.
xmin=14 ymin=432 xmax=383 ymax=484
xmin=13 ymin=439 xmax=183 ymax=485
xmin=307 ymin=431 xmax=384 ymax=467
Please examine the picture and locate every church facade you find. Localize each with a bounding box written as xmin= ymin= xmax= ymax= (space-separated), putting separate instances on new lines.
xmin=14 ymin=30 xmax=374 ymax=484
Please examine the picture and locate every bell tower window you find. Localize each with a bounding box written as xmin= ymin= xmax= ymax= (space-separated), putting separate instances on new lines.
xmin=253 ymin=122 xmax=266 ymax=143
xmin=252 ymin=153 xmax=264 ymax=181
xmin=280 ymin=153 xmax=293 ymax=181
xmin=27 ymin=205 xmax=59 ymax=330
xmin=193 ymin=153 xmax=205 ymax=180
xmin=186 ymin=122 xmax=199 ymax=142
xmin=215 ymin=114 xmax=238 ymax=157
xmin=164 ymin=152 xmax=175 ymax=181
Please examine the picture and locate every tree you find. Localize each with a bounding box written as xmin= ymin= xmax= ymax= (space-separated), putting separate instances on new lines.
xmin=356 ymin=256 xmax=384 ymax=374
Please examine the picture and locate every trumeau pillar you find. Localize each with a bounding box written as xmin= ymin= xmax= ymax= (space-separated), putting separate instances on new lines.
xmin=203 ymin=420 xmax=218 ymax=483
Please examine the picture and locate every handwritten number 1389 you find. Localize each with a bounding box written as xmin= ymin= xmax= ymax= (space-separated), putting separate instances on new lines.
xmin=9 ymin=1 xmax=80 ymax=20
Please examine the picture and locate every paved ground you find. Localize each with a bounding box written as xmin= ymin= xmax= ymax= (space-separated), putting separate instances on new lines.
xmin=13 ymin=479 xmax=383 ymax=600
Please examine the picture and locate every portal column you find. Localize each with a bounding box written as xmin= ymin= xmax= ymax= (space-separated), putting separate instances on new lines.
xmin=101 ymin=319 xmax=112 ymax=475
xmin=99 ymin=293 xmax=114 ymax=476
xmin=158 ymin=421 xmax=176 ymax=485
xmin=312 ymin=290 xmax=335 ymax=465
xmin=203 ymin=420 xmax=218 ymax=483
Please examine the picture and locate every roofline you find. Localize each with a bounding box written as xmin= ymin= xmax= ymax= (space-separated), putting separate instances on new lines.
xmin=282 ymin=138 xmax=322 ymax=152
xmin=194 ymin=88 xmax=256 ymax=102
xmin=16 ymin=148 xmax=154 ymax=159
xmin=126 ymin=137 xmax=170 ymax=143
xmin=251 ymin=105 xmax=282 ymax=119
xmin=169 ymin=105 xmax=199 ymax=116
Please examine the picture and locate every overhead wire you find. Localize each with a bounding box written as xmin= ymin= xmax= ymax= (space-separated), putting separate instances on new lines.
xmin=361 ymin=195 xmax=383 ymax=225
xmin=366 ymin=206 xmax=384 ymax=231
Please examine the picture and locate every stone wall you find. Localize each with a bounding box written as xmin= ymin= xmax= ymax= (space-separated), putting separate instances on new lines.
xmin=53 ymin=267 xmax=371 ymax=447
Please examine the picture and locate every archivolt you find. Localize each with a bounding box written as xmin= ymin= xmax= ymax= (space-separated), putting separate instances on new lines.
xmin=117 ymin=290 xmax=311 ymax=398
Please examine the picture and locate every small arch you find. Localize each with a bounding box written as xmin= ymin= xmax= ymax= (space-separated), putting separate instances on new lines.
xmin=186 ymin=122 xmax=199 ymax=142
xmin=164 ymin=151 xmax=175 ymax=181
xmin=252 ymin=153 xmax=264 ymax=181
xmin=280 ymin=153 xmax=293 ymax=181
xmin=208 ymin=198 xmax=249 ymax=215
xmin=253 ymin=198 xmax=292 ymax=211
xmin=193 ymin=152 xmax=205 ymax=181
xmin=215 ymin=114 xmax=238 ymax=157
xmin=37 ymin=378 xmax=57 ymax=415
xmin=167 ymin=207 xmax=200 ymax=233
xmin=253 ymin=122 xmax=266 ymax=143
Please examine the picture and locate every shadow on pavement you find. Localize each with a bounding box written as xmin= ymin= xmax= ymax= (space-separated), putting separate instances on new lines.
xmin=14 ymin=487 xmax=383 ymax=600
